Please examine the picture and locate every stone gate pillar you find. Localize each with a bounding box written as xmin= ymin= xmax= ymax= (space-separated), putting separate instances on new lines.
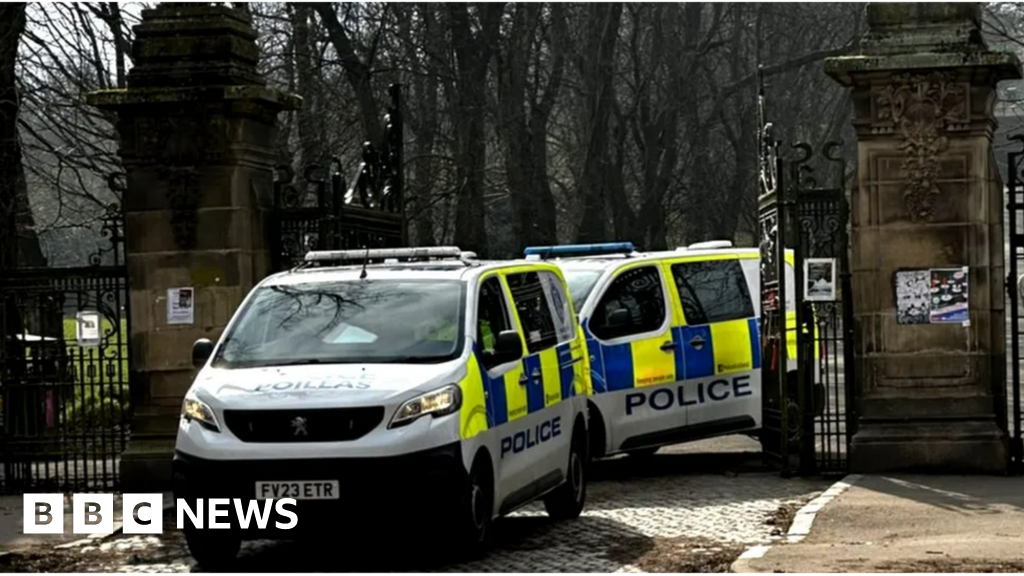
xmin=825 ymin=3 xmax=1021 ymax=472
xmin=89 ymin=4 xmax=298 ymax=490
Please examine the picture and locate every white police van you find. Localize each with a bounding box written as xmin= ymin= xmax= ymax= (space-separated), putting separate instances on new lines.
xmin=174 ymin=247 xmax=592 ymax=566
xmin=526 ymin=241 xmax=813 ymax=460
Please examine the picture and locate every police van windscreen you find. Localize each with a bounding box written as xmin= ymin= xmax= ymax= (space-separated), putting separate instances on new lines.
xmin=562 ymin=269 xmax=602 ymax=312
xmin=212 ymin=279 xmax=466 ymax=368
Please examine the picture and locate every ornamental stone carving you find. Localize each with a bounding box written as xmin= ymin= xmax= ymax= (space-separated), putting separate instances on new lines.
xmin=872 ymin=71 xmax=969 ymax=221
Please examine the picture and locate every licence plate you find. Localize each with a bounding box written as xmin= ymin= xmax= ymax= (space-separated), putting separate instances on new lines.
xmin=255 ymin=480 xmax=340 ymax=500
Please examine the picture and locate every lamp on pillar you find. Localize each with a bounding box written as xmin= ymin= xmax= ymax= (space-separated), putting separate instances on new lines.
xmin=88 ymin=3 xmax=299 ymax=490
xmin=825 ymin=3 xmax=1022 ymax=472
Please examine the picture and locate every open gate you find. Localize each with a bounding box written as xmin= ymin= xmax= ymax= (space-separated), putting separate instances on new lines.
xmin=758 ymin=71 xmax=855 ymax=477
xmin=270 ymin=83 xmax=406 ymax=272
xmin=757 ymin=74 xmax=791 ymax=473
xmin=0 ymin=205 xmax=132 ymax=493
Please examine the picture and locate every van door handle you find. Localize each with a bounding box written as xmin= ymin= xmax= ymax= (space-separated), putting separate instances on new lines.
xmin=689 ymin=335 xmax=705 ymax=350
xmin=519 ymin=372 xmax=528 ymax=386
xmin=660 ymin=341 xmax=676 ymax=352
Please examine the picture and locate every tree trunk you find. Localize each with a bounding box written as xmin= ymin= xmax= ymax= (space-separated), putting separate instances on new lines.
xmin=403 ymin=3 xmax=441 ymax=245
xmin=498 ymin=4 xmax=565 ymax=250
xmin=0 ymin=2 xmax=42 ymax=270
xmin=449 ymin=3 xmax=504 ymax=256
xmin=576 ymin=3 xmax=623 ymax=244
xmin=309 ymin=3 xmax=383 ymax=148
xmin=292 ymin=4 xmax=324 ymax=173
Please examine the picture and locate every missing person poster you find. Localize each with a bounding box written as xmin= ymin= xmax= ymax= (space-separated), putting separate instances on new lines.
xmin=76 ymin=311 xmax=102 ymax=347
xmin=804 ymin=258 xmax=836 ymax=302
xmin=167 ymin=287 xmax=195 ymax=325
xmin=895 ymin=267 xmax=969 ymax=326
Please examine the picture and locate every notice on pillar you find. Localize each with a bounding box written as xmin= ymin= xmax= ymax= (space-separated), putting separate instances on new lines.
xmin=167 ymin=287 xmax=195 ymax=325
xmin=928 ymin=268 xmax=969 ymax=324
xmin=895 ymin=267 xmax=968 ymax=326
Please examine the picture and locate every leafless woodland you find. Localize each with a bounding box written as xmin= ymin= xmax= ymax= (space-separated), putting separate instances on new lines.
xmin=2 ymin=2 xmax=1024 ymax=266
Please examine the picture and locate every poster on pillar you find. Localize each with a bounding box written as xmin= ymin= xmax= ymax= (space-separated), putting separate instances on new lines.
xmin=167 ymin=287 xmax=195 ymax=325
xmin=895 ymin=267 xmax=969 ymax=326
xmin=929 ymin=267 xmax=969 ymax=324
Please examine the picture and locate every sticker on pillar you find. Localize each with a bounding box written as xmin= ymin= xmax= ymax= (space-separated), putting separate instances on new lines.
xmin=76 ymin=311 xmax=102 ymax=347
xmin=803 ymin=258 xmax=836 ymax=302
xmin=168 ymin=287 xmax=195 ymax=325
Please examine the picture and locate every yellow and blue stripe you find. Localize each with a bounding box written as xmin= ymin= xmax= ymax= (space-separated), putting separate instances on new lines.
xmin=466 ymin=342 xmax=584 ymax=432
xmin=584 ymin=317 xmax=763 ymax=393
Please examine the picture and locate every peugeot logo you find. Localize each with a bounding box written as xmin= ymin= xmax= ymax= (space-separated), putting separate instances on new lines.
xmin=291 ymin=416 xmax=308 ymax=436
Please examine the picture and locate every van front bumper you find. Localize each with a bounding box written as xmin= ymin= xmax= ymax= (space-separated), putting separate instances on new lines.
xmin=171 ymin=441 xmax=467 ymax=538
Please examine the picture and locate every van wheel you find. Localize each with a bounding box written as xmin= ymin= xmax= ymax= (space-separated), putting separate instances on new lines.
xmin=543 ymin=424 xmax=587 ymax=520
xmin=626 ymin=447 xmax=659 ymax=458
xmin=184 ymin=526 xmax=240 ymax=569
xmin=456 ymin=455 xmax=492 ymax=557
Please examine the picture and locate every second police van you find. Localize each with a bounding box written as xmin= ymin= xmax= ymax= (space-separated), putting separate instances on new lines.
xmin=525 ymin=240 xmax=814 ymax=459
xmin=174 ymin=247 xmax=591 ymax=566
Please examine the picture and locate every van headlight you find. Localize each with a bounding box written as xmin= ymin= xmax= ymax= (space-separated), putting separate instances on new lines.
xmin=389 ymin=385 xmax=461 ymax=428
xmin=181 ymin=395 xmax=220 ymax=432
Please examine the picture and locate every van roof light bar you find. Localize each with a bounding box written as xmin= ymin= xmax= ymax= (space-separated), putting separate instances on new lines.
xmin=523 ymin=242 xmax=636 ymax=260
xmin=304 ymin=246 xmax=467 ymax=264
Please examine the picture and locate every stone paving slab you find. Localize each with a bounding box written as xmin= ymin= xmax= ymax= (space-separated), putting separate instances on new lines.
xmin=735 ymin=474 xmax=1024 ymax=573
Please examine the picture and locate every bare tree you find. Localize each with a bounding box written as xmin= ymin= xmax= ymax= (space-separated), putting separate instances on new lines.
xmin=0 ymin=2 xmax=41 ymax=268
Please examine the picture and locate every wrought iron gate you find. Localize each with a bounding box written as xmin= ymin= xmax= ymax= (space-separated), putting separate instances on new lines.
xmin=271 ymin=83 xmax=406 ymax=271
xmin=758 ymin=71 xmax=855 ymax=477
xmin=790 ymin=144 xmax=856 ymax=476
xmin=0 ymin=205 xmax=132 ymax=493
xmin=1005 ymin=135 xmax=1024 ymax=472
xmin=757 ymin=76 xmax=792 ymax=473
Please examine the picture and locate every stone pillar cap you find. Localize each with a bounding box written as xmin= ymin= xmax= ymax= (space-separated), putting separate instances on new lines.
xmin=87 ymin=84 xmax=301 ymax=111
xmin=825 ymin=52 xmax=1022 ymax=85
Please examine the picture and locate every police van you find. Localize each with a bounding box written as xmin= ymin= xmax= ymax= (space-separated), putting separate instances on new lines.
xmin=174 ymin=247 xmax=591 ymax=566
xmin=525 ymin=240 xmax=814 ymax=460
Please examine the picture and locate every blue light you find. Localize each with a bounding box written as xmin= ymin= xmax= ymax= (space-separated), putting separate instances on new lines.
xmin=523 ymin=242 xmax=635 ymax=259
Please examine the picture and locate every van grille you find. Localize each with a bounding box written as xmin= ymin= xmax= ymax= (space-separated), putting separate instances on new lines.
xmin=223 ymin=407 xmax=384 ymax=443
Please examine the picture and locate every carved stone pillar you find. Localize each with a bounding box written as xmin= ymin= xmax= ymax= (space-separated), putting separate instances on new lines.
xmin=89 ymin=4 xmax=298 ymax=490
xmin=825 ymin=3 xmax=1021 ymax=472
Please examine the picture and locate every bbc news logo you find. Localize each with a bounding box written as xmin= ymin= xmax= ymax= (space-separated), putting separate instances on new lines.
xmin=24 ymin=494 xmax=298 ymax=534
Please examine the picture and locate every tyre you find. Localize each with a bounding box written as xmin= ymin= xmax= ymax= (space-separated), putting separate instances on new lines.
xmin=543 ymin=424 xmax=587 ymax=520
xmin=184 ymin=525 xmax=240 ymax=569
xmin=626 ymin=446 xmax=659 ymax=458
xmin=454 ymin=455 xmax=493 ymax=557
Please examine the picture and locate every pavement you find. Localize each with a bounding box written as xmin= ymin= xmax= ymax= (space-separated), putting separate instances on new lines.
xmin=733 ymin=474 xmax=1024 ymax=573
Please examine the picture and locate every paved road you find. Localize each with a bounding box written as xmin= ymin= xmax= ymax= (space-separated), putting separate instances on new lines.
xmin=8 ymin=441 xmax=828 ymax=573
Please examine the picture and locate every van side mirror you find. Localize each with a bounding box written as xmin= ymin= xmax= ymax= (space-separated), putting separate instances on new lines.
xmin=607 ymin=308 xmax=630 ymax=329
xmin=491 ymin=330 xmax=523 ymax=365
xmin=192 ymin=338 xmax=214 ymax=368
